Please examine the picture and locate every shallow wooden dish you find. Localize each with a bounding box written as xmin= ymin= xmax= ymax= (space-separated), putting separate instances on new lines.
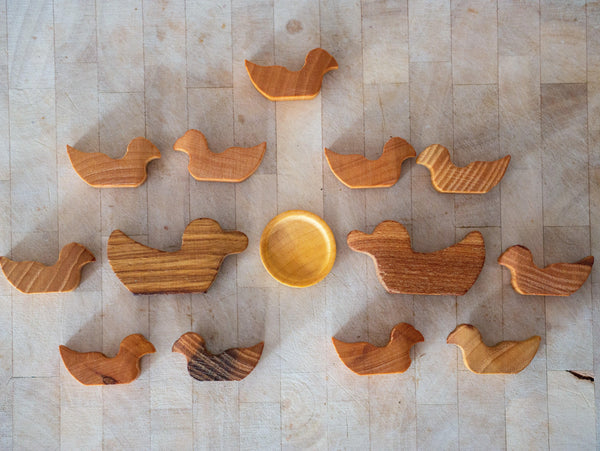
xmin=260 ymin=210 xmax=336 ymax=288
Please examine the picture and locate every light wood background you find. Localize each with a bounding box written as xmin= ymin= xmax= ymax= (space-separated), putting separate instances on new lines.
xmin=1 ymin=0 xmax=598 ymax=449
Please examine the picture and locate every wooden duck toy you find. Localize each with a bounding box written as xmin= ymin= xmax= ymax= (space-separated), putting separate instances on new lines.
xmin=67 ymin=137 xmax=161 ymax=187
xmin=325 ymin=137 xmax=416 ymax=188
xmin=332 ymin=323 xmax=424 ymax=375
xmin=347 ymin=221 xmax=485 ymax=295
xmin=59 ymin=334 xmax=156 ymax=385
xmin=0 ymin=243 xmax=95 ymax=293
xmin=108 ymin=218 xmax=248 ymax=294
xmin=416 ymin=144 xmax=510 ymax=193
xmin=173 ymin=129 xmax=266 ymax=182
xmin=498 ymin=245 xmax=593 ymax=296
xmin=245 ymin=48 xmax=338 ymax=101
xmin=172 ymin=332 xmax=264 ymax=381
xmin=447 ymin=324 xmax=541 ymax=374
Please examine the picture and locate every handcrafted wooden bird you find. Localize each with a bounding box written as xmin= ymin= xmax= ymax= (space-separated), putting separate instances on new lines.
xmin=332 ymin=323 xmax=424 ymax=375
xmin=325 ymin=137 xmax=416 ymax=188
xmin=347 ymin=220 xmax=485 ymax=295
xmin=245 ymin=48 xmax=338 ymax=101
xmin=0 ymin=243 xmax=95 ymax=293
xmin=172 ymin=332 xmax=264 ymax=381
xmin=498 ymin=245 xmax=593 ymax=296
xmin=173 ymin=129 xmax=266 ymax=182
xmin=108 ymin=218 xmax=247 ymax=294
xmin=447 ymin=324 xmax=541 ymax=374
xmin=67 ymin=137 xmax=161 ymax=187
xmin=59 ymin=334 xmax=156 ymax=385
xmin=416 ymin=144 xmax=510 ymax=193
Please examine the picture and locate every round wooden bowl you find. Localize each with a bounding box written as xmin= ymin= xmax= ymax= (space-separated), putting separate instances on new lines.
xmin=260 ymin=210 xmax=336 ymax=288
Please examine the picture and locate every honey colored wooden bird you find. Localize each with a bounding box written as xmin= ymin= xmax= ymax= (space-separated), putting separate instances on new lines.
xmin=332 ymin=323 xmax=424 ymax=375
xmin=447 ymin=324 xmax=541 ymax=374
xmin=245 ymin=48 xmax=338 ymax=101
xmin=0 ymin=243 xmax=95 ymax=293
xmin=172 ymin=332 xmax=264 ymax=381
xmin=108 ymin=218 xmax=248 ymax=294
xmin=498 ymin=245 xmax=594 ymax=296
xmin=67 ymin=137 xmax=160 ymax=187
xmin=173 ymin=129 xmax=266 ymax=182
xmin=324 ymin=137 xmax=416 ymax=188
xmin=416 ymin=144 xmax=510 ymax=193
xmin=59 ymin=334 xmax=156 ymax=385
xmin=347 ymin=221 xmax=485 ymax=295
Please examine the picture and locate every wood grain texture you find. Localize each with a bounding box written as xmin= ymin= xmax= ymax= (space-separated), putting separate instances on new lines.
xmin=173 ymin=129 xmax=266 ymax=182
xmin=347 ymin=220 xmax=485 ymax=295
xmin=0 ymin=243 xmax=95 ymax=293
xmin=67 ymin=137 xmax=160 ymax=187
xmin=498 ymin=244 xmax=593 ymax=296
xmin=59 ymin=334 xmax=155 ymax=385
xmin=172 ymin=332 xmax=264 ymax=381
xmin=245 ymin=48 xmax=338 ymax=101
xmin=324 ymin=137 xmax=416 ymax=188
xmin=447 ymin=324 xmax=541 ymax=374
xmin=416 ymin=144 xmax=510 ymax=193
xmin=107 ymin=218 xmax=248 ymax=294
xmin=332 ymin=323 xmax=424 ymax=375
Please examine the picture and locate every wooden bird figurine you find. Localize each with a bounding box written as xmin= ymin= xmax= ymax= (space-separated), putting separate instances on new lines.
xmin=332 ymin=323 xmax=424 ymax=375
xmin=0 ymin=243 xmax=95 ymax=293
xmin=447 ymin=324 xmax=541 ymax=374
xmin=347 ymin=221 xmax=485 ymax=295
xmin=498 ymin=245 xmax=594 ymax=296
xmin=67 ymin=137 xmax=161 ymax=187
xmin=416 ymin=144 xmax=510 ymax=193
xmin=108 ymin=218 xmax=248 ymax=294
xmin=172 ymin=332 xmax=264 ymax=381
xmin=59 ymin=334 xmax=156 ymax=385
xmin=173 ymin=129 xmax=266 ymax=182
xmin=245 ymin=48 xmax=338 ymax=101
xmin=324 ymin=137 xmax=416 ymax=188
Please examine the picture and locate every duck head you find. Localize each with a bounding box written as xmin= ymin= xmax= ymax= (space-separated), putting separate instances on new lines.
xmin=446 ymin=324 xmax=482 ymax=351
xmin=62 ymin=243 xmax=96 ymax=266
xmin=306 ymin=48 xmax=338 ymax=73
xmin=390 ymin=323 xmax=424 ymax=345
xmin=347 ymin=221 xmax=410 ymax=254
xmin=172 ymin=332 xmax=206 ymax=361
xmin=120 ymin=334 xmax=156 ymax=357
xmin=497 ymin=245 xmax=534 ymax=267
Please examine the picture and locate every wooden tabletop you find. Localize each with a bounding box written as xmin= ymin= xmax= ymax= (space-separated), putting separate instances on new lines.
xmin=1 ymin=0 xmax=598 ymax=449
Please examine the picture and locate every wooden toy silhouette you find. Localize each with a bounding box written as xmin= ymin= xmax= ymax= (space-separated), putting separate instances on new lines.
xmin=325 ymin=137 xmax=416 ymax=188
xmin=172 ymin=332 xmax=264 ymax=381
xmin=67 ymin=137 xmax=160 ymax=187
xmin=447 ymin=324 xmax=541 ymax=374
xmin=416 ymin=144 xmax=510 ymax=193
xmin=59 ymin=334 xmax=156 ymax=385
xmin=0 ymin=243 xmax=95 ymax=293
xmin=173 ymin=129 xmax=266 ymax=182
xmin=332 ymin=323 xmax=424 ymax=375
xmin=245 ymin=48 xmax=338 ymax=101
xmin=347 ymin=221 xmax=485 ymax=295
xmin=498 ymin=245 xmax=593 ymax=296
xmin=108 ymin=218 xmax=248 ymax=294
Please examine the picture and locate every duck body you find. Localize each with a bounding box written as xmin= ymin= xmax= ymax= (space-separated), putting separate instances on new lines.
xmin=59 ymin=334 xmax=156 ymax=385
xmin=67 ymin=137 xmax=160 ymax=187
xmin=498 ymin=245 xmax=593 ymax=296
xmin=447 ymin=324 xmax=540 ymax=374
xmin=245 ymin=48 xmax=338 ymax=101
xmin=173 ymin=129 xmax=266 ymax=182
xmin=172 ymin=332 xmax=264 ymax=381
xmin=332 ymin=323 xmax=424 ymax=375
xmin=0 ymin=242 xmax=95 ymax=293
xmin=325 ymin=137 xmax=416 ymax=188
xmin=347 ymin=221 xmax=485 ymax=295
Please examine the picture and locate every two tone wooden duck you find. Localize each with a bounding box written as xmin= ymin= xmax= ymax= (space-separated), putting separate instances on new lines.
xmin=172 ymin=332 xmax=264 ymax=381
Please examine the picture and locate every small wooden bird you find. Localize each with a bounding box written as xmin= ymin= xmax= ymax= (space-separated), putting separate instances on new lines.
xmin=59 ymin=334 xmax=156 ymax=385
xmin=0 ymin=242 xmax=95 ymax=293
xmin=172 ymin=332 xmax=264 ymax=381
xmin=332 ymin=323 xmax=424 ymax=375
xmin=447 ymin=324 xmax=541 ymax=374
xmin=245 ymin=48 xmax=338 ymax=101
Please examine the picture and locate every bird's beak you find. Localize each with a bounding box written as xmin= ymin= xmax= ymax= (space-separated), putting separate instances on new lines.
xmin=328 ymin=56 xmax=339 ymax=70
